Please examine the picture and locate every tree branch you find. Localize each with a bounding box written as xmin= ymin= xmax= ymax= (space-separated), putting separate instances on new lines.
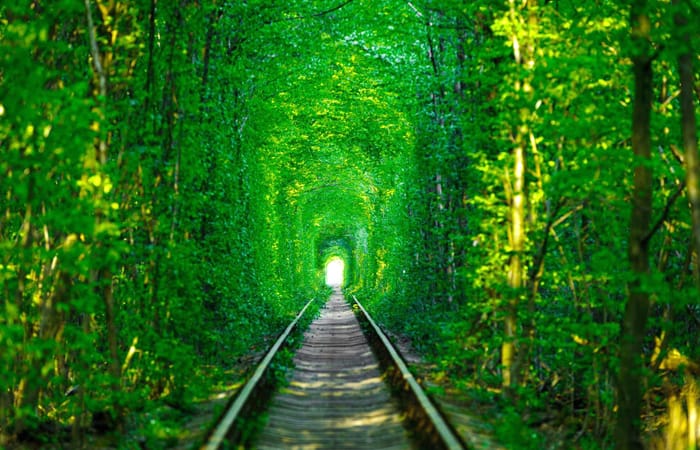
xmin=405 ymin=1 xmax=473 ymax=29
xmin=266 ymin=0 xmax=355 ymax=23
xmin=312 ymin=0 xmax=354 ymax=17
xmin=528 ymin=198 xmax=565 ymax=285
xmin=85 ymin=0 xmax=106 ymax=99
xmin=643 ymin=181 xmax=686 ymax=245
xmin=84 ymin=0 xmax=108 ymax=165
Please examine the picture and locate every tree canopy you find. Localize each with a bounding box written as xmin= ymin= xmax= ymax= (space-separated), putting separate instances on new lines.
xmin=1 ymin=0 xmax=699 ymax=448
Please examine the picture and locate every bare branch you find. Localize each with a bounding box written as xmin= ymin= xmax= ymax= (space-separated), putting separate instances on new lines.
xmin=643 ymin=181 xmax=686 ymax=245
xmin=84 ymin=0 xmax=106 ymax=98
xmin=266 ymin=0 xmax=355 ymax=23
xmin=312 ymin=0 xmax=354 ymax=17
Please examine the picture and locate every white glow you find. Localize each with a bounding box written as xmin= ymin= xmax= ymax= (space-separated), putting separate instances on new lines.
xmin=325 ymin=258 xmax=345 ymax=287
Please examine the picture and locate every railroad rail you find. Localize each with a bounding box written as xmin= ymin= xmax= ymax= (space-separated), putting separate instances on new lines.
xmin=200 ymin=289 xmax=466 ymax=450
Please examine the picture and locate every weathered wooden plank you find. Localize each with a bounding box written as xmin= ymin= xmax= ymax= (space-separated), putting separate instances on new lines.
xmin=254 ymin=289 xmax=413 ymax=449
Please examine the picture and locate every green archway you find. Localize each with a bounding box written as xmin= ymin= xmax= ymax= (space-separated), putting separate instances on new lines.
xmin=317 ymin=234 xmax=355 ymax=288
xmin=324 ymin=258 xmax=345 ymax=286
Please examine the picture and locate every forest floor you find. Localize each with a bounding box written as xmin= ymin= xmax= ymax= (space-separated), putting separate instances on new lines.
xmin=169 ymin=365 xmax=254 ymax=450
xmin=166 ymin=315 xmax=512 ymax=450
xmin=2 ymin=354 xmax=269 ymax=450
xmin=387 ymin=332 xmax=508 ymax=449
xmin=166 ymin=324 xmax=519 ymax=450
xmin=4 ymin=318 xmax=597 ymax=449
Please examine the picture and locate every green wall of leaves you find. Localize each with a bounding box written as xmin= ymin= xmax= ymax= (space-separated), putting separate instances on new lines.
xmin=1 ymin=0 xmax=699 ymax=448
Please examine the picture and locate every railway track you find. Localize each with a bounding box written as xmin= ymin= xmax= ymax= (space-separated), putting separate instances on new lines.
xmin=200 ymin=288 xmax=465 ymax=450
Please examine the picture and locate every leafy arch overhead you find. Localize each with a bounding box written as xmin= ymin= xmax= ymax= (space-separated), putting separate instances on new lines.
xmin=318 ymin=235 xmax=356 ymax=287
xmin=322 ymin=254 xmax=349 ymax=288
xmin=2 ymin=0 xmax=699 ymax=447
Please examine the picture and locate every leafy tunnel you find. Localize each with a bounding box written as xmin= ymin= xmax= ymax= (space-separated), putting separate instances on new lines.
xmin=2 ymin=0 xmax=700 ymax=448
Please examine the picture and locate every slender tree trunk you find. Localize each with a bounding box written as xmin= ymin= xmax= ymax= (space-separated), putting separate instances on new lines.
xmin=502 ymin=0 xmax=537 ymax=392
xmin=85 ymin=0 xmax=122 ymax=432
xmin=14 ymin=182 xmax=37 ymax=436
xmin=145 ymin=0 xmax=157 ymax=114
xmin=615 ymin=2 xmax=653 ymax=448
xmin=673 ymin=6 xmax=700 ymax=445
xmin=674 ymin=1 xmax=700 ymax=280
xmin=504 ymin=141 xmax=525 ymax=389
xmin=425 ymin=18 xmax=447 ymax=300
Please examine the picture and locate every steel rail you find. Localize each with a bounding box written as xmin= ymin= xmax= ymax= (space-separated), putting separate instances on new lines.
xmin=352 ymin=295 xmax=467 ymax=450
xmin=200 ymin=298 xmax=314 ymax=450
xmin=201 ymin=294 xmax=466 ymax=449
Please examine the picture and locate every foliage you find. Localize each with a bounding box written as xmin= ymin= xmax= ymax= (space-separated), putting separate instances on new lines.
xmin=2 ymin=0 xmax=699 ymax=448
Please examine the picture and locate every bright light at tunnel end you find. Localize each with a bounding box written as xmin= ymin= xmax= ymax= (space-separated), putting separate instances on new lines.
xmin=325 ymin=258 xmax=345 ymax=287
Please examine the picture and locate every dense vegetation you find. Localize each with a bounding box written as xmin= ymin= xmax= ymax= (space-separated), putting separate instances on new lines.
xmin=1 ymin=0 xmax=699 ymax=448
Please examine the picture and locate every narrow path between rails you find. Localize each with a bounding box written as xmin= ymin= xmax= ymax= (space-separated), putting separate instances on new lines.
xmin=255 ymin=288 xmax=413 ymax=449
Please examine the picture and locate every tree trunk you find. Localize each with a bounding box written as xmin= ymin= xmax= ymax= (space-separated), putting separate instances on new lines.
xmin=85 ymin=0 xmax=122 ymax=427
xmin=144 ymin=0 xmax=157 ymax=114
xmin=615 ymin=2 xmax=653 ymax=448
xmin=502 ymin=0 xmax=537 ymax=392
xmin=504 ymin=141 xmax=525 ymax=390
xmin=674 ymin=1 xmax=700 ymax=283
